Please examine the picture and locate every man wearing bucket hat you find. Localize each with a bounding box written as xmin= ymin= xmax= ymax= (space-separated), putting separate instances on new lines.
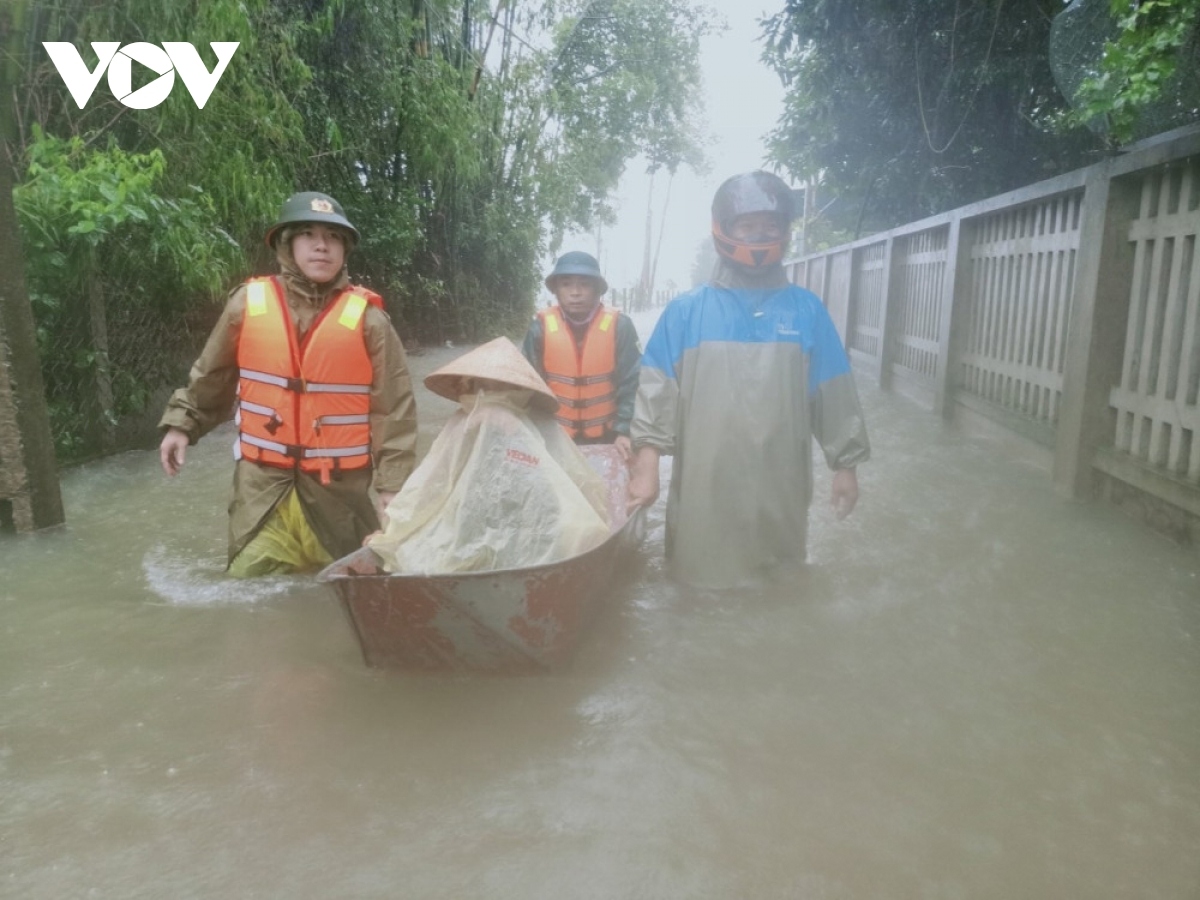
xmin=158 ymin=191 xmax=418 ymax=576
xmin=626 ymin=171 xmax=870 ymax=590
xmin=521 ymin=251 xmax=641 ymax=461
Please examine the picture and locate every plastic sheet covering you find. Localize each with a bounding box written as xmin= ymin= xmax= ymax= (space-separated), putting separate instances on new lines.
xmin=367 ymin=390 xmax=610 ymax=575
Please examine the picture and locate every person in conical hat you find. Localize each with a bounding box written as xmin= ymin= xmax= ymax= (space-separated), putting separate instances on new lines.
xmin=158 ymin=190 xmax=418 ymax=576
xmin=424 ymin=336 xmax=559 ymax=414
xmin=521 ymin=251 xmax=641 ymax=460
xmin=367 ymin=336 xmax=611 ymax=575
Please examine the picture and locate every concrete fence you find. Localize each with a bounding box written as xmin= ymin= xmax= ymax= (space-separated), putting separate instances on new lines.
xmin=788 ymin=124 xmax=1200 ymax=545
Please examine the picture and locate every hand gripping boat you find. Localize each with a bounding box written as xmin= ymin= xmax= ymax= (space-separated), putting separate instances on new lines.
xmin=318 ymin=445 xmax=644 ymax=674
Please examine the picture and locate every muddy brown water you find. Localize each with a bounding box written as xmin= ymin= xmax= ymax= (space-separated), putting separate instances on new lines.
xmin=2 ymin=309 xmax=1198 ymax=899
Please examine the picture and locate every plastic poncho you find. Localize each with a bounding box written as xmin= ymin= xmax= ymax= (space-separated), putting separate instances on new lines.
xmin=367 ymin=389 xmax=610 ymax=575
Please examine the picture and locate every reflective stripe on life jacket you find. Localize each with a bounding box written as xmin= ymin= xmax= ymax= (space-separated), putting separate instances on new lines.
xmin=235 ymin=276 xmax=382 ymax=483
xmin=539 ymin=306 xmax=617 ymax=440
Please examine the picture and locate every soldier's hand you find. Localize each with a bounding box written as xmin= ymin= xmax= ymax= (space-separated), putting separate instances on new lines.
xmin=613 ymin=434 xmax=633 ymax=463
xmin=160 ymin=428 xmax=190 ymax=477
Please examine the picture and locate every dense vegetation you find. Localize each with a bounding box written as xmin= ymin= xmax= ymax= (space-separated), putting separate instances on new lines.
xmin=2 ymin=0 xmax=1195 ymax=464
xmin=760 ymin=0 xmax=1199 ymax=242
xmin=1053 ymin=0 xmax=1200 ymax=147
xmin=2 ymin=0 xmax=710 ymax=461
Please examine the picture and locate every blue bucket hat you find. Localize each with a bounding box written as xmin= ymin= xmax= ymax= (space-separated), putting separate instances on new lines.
xmin=545 ymin=251 xmax=608 ymax=295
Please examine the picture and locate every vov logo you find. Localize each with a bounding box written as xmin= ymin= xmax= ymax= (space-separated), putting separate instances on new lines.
xmin=43 ymin=42 xmax=240 ymax=110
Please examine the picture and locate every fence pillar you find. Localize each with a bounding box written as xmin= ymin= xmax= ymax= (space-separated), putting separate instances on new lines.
xmin=790 ymin=259 xmax=806 ymax=290
xmin=1053 ymin=165 xmax=1140 ymax=499
xmin=933 ymin=217 xmax=974 ymax=418
xmin=820 ymin=251 xmax=846 ymax=342
xmin=877 ymin=235 xmax=902 ymax=388
xmin=820 ymin=255 xmax=837 ymax=338
xmin=843 ymin=248 xmax=861 ymax=353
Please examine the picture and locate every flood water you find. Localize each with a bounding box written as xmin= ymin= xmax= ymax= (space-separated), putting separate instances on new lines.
xmin=2 ymin=308 xmax=1199 ymax=899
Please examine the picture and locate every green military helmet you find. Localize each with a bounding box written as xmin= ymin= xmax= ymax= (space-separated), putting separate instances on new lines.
xmin=264 ymin=191 xmax=360 ymax=248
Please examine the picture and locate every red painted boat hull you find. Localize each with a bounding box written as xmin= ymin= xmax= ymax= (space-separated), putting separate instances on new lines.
xmin=317 ymin=446 xmax=642 ymax=673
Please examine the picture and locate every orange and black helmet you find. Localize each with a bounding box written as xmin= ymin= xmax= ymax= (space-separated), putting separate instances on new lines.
xmin=711 ymin=171 xmax=795 ymax=270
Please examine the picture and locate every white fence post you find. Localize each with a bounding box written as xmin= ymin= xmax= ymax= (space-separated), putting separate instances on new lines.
xmin=1052 ymin=165 xmax=1141 ymax=499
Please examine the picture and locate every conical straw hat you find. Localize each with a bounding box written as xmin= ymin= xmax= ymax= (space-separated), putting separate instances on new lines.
xmin=424 ymin=337 xmax=560 ymax=414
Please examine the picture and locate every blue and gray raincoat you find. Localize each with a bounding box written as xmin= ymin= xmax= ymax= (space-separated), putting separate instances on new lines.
xmin=631 ymin=266 xmax=870 ymax=589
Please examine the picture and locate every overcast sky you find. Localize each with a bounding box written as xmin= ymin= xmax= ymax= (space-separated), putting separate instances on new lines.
xmin=554 ymin=0 xmax=787 ymax=297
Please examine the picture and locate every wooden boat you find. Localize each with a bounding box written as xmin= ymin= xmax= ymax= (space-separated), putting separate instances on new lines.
xmin=317 ymin=445 xmax=644 ymax=674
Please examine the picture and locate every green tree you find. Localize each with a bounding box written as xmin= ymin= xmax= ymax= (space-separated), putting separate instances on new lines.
xmin=762 ymin=0 xmax=1103 ymax=236
xmin=10 ymin=0 xmax=711 ymax=461
xmin=1051 ymin=0 xmax=1200 ymax=146
xmin=533 ymin=0 xmax=710 ymax=241
xmin=12 ymin=130 xmax=240 ymax=460
xmin=17 ymin=0 xmax=309 ymax=250
xmin=291 ymin=0 xmax=713 ymax=341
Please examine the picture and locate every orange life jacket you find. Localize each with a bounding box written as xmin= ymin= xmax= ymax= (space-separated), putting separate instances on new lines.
xmin=235 ymin=276 xmax=382 ymax=484
xmin=539 ymin=305 xmax=618 ymax=440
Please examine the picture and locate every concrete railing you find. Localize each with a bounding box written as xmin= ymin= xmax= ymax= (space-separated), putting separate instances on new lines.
xmin=788 ymin=124 xmax=1200 ymax=544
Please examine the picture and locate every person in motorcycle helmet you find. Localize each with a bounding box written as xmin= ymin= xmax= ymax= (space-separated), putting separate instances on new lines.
xmin=625 ymin=171 xmax=871 ymax=589
xmin=710 ymin=169 xmax=795 ymax=278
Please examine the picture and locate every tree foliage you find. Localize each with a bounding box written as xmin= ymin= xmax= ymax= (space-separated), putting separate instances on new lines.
xmin=1052 ymin=0 xmax=1200 ymax=146
xmin=12 ymin=128 xmax=241 ymax=459
xmin=5 ymin=0 xmax=710 ymax=460
xmin=14 ymin=129 xmax=238 ymax=299
xmin=762 ymin=0 xmax=1105 ymax=237
xmin=15 ymin=0 xmax=310 ymax=249
xmin=535 ymin=0 xmax=710 ymax=236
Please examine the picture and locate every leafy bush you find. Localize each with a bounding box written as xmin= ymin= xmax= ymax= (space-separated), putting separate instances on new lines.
xmin=13 ymin=128 xmax=241 ymax=461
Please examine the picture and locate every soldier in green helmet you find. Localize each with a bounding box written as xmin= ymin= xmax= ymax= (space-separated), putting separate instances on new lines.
xmin=158 ymin=191 xmax=418 ymax=576
xmin=521 ymin=251 xmax=641 ymax=461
